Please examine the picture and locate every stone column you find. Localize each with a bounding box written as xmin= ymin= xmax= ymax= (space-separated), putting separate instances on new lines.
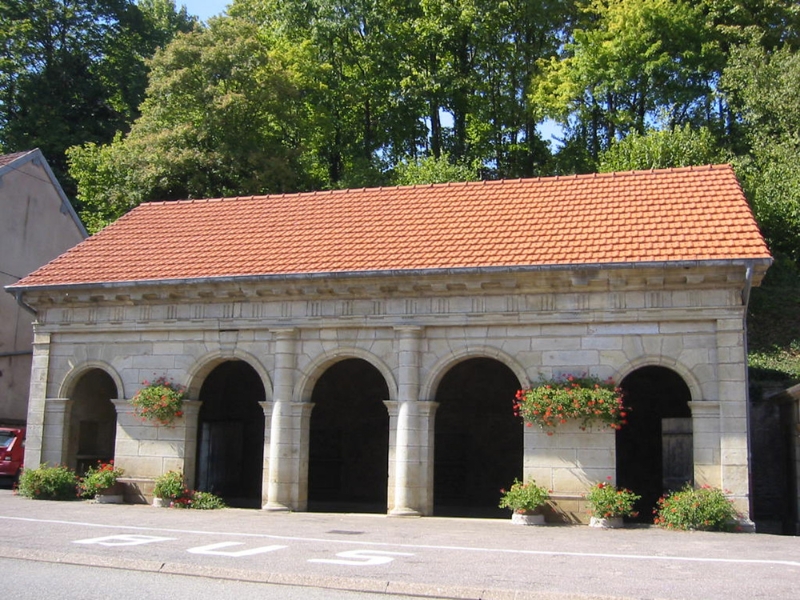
xmin=264 ymin=328 xmax=297 ymax=511
xmin=42 ymin=398 xmax=72 ymax=467
xmin=259 ymin=400 xmax=273 ymax=508
xmin=417 ymin=400 xmax=439 ymax=516
xmin=24 ymin=331 xmax=52 ymax=467
xmin=688 ymin=401 xmax=721 ymax=488
xmin=291 ymin=401 xmax=314 ymax=511
xmin=390 ymin=326 xmax=423 ymax=516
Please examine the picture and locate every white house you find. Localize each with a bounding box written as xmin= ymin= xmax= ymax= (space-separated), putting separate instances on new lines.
xmin=0 ymin=149 xmax=86 ymax=425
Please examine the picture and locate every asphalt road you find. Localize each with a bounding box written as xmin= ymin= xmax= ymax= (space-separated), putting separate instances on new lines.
xmin=1 ymin=489 xmax=798 ymax=599
xmin=3 ymin=557 xmax=416 ymax=600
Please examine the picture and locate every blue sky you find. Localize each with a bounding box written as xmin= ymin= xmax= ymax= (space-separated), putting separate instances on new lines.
xmin=180 ymin=0 xmax=230 ymax=22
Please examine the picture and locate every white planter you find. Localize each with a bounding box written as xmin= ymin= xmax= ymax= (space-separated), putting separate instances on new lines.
xmin=589 ymin=516 xmax=624 ymax=529
xmin=95 ymin=493 xmax=124 ymax=504
xmin=511 ymin=512 xmax=546 ymax=526
xmin=152 ymin=497 xmax=170 ymax=508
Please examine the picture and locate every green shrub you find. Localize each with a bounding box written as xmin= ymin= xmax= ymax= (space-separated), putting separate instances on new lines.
xmin=153 ymin=470 xmax=186 ymax=500
xmin=17 ymin=464 xmax=80 ymax=500
xmin=78 ymin=461 xmax=124 ymax=498
xmin=655 ymin=485 xmax=740 ymax=531
xmin=499 ymin=478 xmax=550 ymax=513
xmin=188 ymin=491 xmax=227 ymax=510
xmin=585 ymin=479 xmax=640 ymax=518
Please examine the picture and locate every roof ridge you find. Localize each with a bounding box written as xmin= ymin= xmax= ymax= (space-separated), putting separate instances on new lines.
xmin=138 ymin=164 xmax=735 ymax=206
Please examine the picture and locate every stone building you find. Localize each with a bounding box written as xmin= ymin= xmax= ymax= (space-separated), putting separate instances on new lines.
xmin=6 ymin=165 xmax=771 ymax=521
xmin=0 ymin=149 xmax=87 ymax=425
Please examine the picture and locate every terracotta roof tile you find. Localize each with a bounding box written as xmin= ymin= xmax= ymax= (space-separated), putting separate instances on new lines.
xmin=10 ymin=165 xmax=771 ymax=289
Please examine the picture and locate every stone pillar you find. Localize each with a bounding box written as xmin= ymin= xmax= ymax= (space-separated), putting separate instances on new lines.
xmin=291 ymin=401 xmax=314 ymax=511
xmin=417 ymin=400 xmax=439 ymax=516
xmin=42 ymin=398 xmax=72 ymax=467
xmin=264 ymin=328 xmax=297 ymax=511
xmin=24 ymin=331 xmax=52 ymax=467
xmin=178 ymin=400 xmax=202 ymax=489
xmin=390 ymin=326 xmax=423 ymax=516
xmin=259 ymin=400 xmax=273 ymax=508
xmin=715 ymin=318 xmax=752 ymax=523
xmin=688 ymin=401 xmax=721 ymax=488
xmin=111 ymin=398 xmax=201 ymax=483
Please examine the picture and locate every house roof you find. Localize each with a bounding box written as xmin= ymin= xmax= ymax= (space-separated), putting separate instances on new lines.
xmin=0 ymin=148 xmax=88 ymax=239
xmin=8 ymin=164 xmax=771 ymax=291
xmin=0 ymin=149 xmax=36 ymax=170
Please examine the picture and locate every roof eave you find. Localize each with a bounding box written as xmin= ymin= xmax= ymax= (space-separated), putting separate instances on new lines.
xmin=5 ymin=257 xmax=774 ymax=296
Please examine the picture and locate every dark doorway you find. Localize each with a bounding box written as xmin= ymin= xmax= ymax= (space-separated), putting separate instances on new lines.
xmin=617 ymin=366 xmax=693 ymax=521
xmin=308 ymin=358 xmax=389 ymax=513
xmin=68 ymin=369 xmax=118 ymax=474
xmin=197 ymin=361 xmax=265 ymax=508
xmin=433 ymin=357 xmax=522 ymax=518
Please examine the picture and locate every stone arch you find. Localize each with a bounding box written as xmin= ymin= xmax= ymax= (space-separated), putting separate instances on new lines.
xmin=194 ymin=358 xmax=267 ymax=508
xmin=186 ymin=349 xmax=273 ymax=402
xmin=431 ymin=353 xmax=525 ymax=518
xmin=306 ymin=356 xmax=391 ymax=513
xmin=60 ymin=363 xmax=120 ymax=474
xmin=421 ymin=345 xmax=530 ymax=402
xmin=612 ymin=355 xmax=701 ymax=403
xmin=59 ymin=361 xmax=124 ymax=400
xmin=615 ymin=364 xmax=695 ymax=522
xmin=295 ymin=347 xmax=398 ymax=404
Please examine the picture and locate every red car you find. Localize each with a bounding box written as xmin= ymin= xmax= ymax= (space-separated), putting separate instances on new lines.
xmin=0 ymin=427 xmax=25 ymax=482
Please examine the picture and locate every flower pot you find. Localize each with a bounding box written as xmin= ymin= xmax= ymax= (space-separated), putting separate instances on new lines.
xmin=94 ymin=482 xmax=124 ymax=504
xmin=511 ymin=511 xmax=546 ymax=526
xmin=589 ymin=516 xmax=624 ymax=529
xmin=152 ymin=497 xmax=170 ymax=508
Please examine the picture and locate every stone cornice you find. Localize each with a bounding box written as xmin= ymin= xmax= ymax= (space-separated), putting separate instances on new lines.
xmin=21 ymin=263 xmax=753 ymax=311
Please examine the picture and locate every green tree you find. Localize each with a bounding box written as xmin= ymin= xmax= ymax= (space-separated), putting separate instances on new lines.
xmin=69 ymin=17 xmax=318 ymax=231
xmin=722 ymin=43 xmax=800 ymax=259
xmin=392 ymin=153 xmax=478 ymax=185
xmin=0 ymin=0 xmax=196 ymax=198
xmin=530 ymin=0 xmax=723 ymax=166
xmin=598 ymin=125 xmax=724 ymax=172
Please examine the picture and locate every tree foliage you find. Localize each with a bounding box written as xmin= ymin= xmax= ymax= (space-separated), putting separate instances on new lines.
xmin=8 ymin=0 xmax=788 ymax=261
xmin=0 ymin=0 xmax=195 ymax=196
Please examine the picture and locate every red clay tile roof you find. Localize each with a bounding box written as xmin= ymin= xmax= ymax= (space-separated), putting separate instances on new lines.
xmin=10 ymin=165 xmax=771 ymax=289
xmin=0 ymin=149 xmax=35 ymax=169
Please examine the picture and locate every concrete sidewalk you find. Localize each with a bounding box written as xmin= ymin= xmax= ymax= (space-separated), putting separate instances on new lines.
xmin=1 ymin=489 xmax=799 ymax=599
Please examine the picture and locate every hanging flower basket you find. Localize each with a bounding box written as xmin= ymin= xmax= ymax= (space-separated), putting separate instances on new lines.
xmin=514 ymin=374 xmax=628 ymax=433
xmin=130 ymin=376 xmax=186 ymax=426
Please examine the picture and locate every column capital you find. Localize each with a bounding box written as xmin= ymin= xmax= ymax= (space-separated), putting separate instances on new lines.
xmin=394 ymin=325 xmax=424 ymax=337
xmin=270 ymin=327 xmax=298 ymax=340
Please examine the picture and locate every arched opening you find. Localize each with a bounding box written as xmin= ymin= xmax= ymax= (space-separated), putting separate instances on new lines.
xmin=617 ymin=366 xmax=693 ymax=522
xmin=433 ymin=357 xmax=522 ymax=518
xmin=196 ymin=361 xmax=265 ymax=508
xmin=68 ymin=369 xmax=118 ymax=474
xmin=308 ymin=358 xmax=389 ymax=513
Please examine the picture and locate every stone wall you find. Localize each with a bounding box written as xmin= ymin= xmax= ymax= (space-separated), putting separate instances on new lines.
xmin=22 ymin=263 xmax=756 ymax=519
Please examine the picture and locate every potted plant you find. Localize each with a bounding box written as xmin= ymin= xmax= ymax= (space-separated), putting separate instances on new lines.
xmin=585 ymin=478 xmax=640 ymax=528
xmin=499 ymin=478 xmax=550 ymax=525
xmin=130 ymin=376 xmax=186 ymax=426
xmin=514 ymin=374 xmax=628 ymax=434
xmin=79 ymin=460 xmax=125 ymax=503
xmin=152 ymin=469 xmax=188 ymax=507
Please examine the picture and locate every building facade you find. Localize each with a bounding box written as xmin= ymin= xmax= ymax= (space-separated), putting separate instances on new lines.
xmin=8 ymin=166 xmax=771 ymax=521
xmin=0 ymin=149 xmax=87 ymax=425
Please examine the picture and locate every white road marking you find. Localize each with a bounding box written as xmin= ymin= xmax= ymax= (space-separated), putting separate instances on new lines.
xmin=309 ymin=549 xmax=414 ymax=566
xmin=187 ymin=542 xmax=287 ymax=557
xmin=3 ymin=515 xmax=799 ymax=569
xmin=74 ymin=535 xmax=176 ymax=546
